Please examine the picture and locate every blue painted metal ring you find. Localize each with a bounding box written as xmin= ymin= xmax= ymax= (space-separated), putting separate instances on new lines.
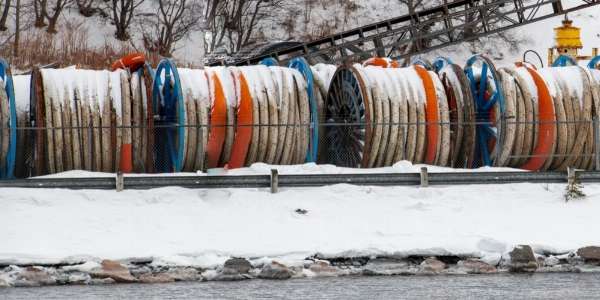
xmin=464 ymin=54 xmax=505 ymax=167
xmin=552 ymin=55 xmax=577 ymax=67
xmin=588 ymin=55 xmax=600 ymax=69
xmin=288 ymin=57 xmax=319 ymax=162
xmin=0 ymin=59 xmax=17 ymax=179
xmin=152 ymin=59 xmax=185 ymax=172
xmin=260 ymin=57 xmax=279 ymax=67
xmin=433 ymin=57 xmax=453 ymax=73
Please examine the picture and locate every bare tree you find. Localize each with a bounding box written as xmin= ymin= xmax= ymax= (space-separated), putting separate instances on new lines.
xmin=13 ymin=0 xmax=20 ymax=56
xmin=75 ymin=0 xmax=95 ymax=17
xmin=44 ymin=0 xmax=71 ymax=33
xmin=105 ymin=0 xmax=144 ymax=41
xmin=33 ymin=0 xmax=46 ymax=27
xmin=139 ymin=0 xmax=201 ymax=57
xmin=207 ymin=0 xmax=284 ymax=54
xmin=0 ymin=0 xmax=11 ymax=31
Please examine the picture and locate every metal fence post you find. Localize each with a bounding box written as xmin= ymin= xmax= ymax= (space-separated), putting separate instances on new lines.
xmin=420 ymin=167 xmax=429 ymax=187
xmin=270 ymin=169 xmax=279 ymax=193
xmin=594 ymin=116 xmax=600 ymax=171
xmin=116 ymin=171 xmax=124 ymax=192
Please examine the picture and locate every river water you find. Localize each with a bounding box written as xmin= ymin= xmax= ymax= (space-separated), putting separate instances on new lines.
xmin=2 ymin=273 xmax=600 ymax=299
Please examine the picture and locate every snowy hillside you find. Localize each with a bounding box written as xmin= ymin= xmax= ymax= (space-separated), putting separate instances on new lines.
xmin=3 ymin=0 xmax=599 ymax=68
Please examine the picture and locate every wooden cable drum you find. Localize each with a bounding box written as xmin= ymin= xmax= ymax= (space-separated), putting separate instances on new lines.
xmin=227 ymin=68 xmax=253 ymax=169
xmin=438 ymin=64 xmax=475 ymax=168
xmin=430 ymin=70 xmax=451 ymax=167
xmin=323 ymin=65 xmax=371 ymax=168
xmin=382 ymin=68 xmax=402 ymax=166
xmin=205 ymin=71 xmax=228 ymax=169
xmin=395 ymin=68 xmax=419 ymax=163
xmin=269 ymin=66 xmax=289 ymax=165
xmin=130 ymin=70 xmax=144 ymax=172
xmin=414 ymin=65 xmax=441 ymax=165
xmin=291 ymin=68 xmax=310 ymax=164
xmin=494 ymin=69 xmax=517 ymax=167
xmin=362 ymin=66 xmax=387 ymax=168
xmin=239 ymin=66 xmax=263 ymax=166
xmin=210 ymin=67 xmax=236 ymax=167
xmin=176 ymin=69 xmax=196 ymax=172
xmin=311 ymin=64 xmax=337 ymax=162
xmin=505 ymin=68 xmax=535 ymax=166
xmin=255 ymin=65 xmax=279 ymax=164
xmin=280 ymin=67 xmax=297 ymax=165
xmin=538 ymin=69 xmax=568 ymax=169
xmin=29 ymin=68 xmax=46 ymax=175
xmin=518 ymin=66 xmax=556 ymax=171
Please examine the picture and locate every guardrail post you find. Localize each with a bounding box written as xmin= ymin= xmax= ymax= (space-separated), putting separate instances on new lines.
xmin=420 ymin=167 xmax=429 ymax=187
xmin=567 ymin=167 xmax=581 ymax=186
xmin=270 ymin=169 xmax=279 ymax=193
xmin=116 ymin=171 xmax=124 ymax=192
xmin=594 ymin=116 xmax=600 ymax=171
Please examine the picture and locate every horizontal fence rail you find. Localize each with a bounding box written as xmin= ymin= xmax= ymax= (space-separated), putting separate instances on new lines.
xmin=1 ymin=171 xmax=599 ymax=190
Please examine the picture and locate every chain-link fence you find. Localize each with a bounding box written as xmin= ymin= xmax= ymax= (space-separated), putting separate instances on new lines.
xmin=4 ymin=117 xmax=600 ymax=179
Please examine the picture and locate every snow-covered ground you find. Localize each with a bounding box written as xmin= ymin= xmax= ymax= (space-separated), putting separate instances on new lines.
xmin=0 ymin=162 xmax=597 ymax=268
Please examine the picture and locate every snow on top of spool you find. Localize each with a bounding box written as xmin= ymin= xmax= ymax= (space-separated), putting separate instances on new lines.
xmin=538 ymin=68 xmax=560 ymax=98
xmin=109 ymin=69 xmax=124 ymax=117
xmin=12 ymin=75 xmax=30 ymax=114
xmin=226 ymin=67 xmax=243 ymax=107
xmin=239 ymin=66 xmax=264 ymax=100
xmin=311 ymin=63 xmax=337 ymax=92
xmin=381 ymin=68 xmax=400 ymax=104
xmin=515 ymin=67 xmax=538 ymax=104
xmin=207 ymin=66 xmax=236 ymax=107
xmin=429 ymin=71 xmax=447 ymax=104
xmin=401 ymin=67 xmax=426 ymax=105
xmin=441 ymin=67 xmax=465 ymax=106
xmin=589 ymin=69 xmax=600 ymax=83
xmin=177 ymin=68 xmax=210 ymax=104
xmin=548 ymin=66 xmax=585 ymax=108
xmin=94 ymin=70 xmax=110 ymax=112
xmin=254 ymin=65 xmax=278 ymax=106
xmin=267 ymin=66 xmax=285 ymax=108
xmin=176 ymin=67 xmax=193 ymax=105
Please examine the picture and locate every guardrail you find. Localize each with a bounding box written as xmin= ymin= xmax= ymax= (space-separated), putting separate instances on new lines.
xmin=0 ymin=170 xmax=597 ymax=190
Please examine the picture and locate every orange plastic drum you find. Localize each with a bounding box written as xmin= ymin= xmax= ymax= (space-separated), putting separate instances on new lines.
xmin=226 ymin=73 xmax=253 ymax=169
xmin=414 ymin=65 xmax=439 ymax=165
xmin=520 ymin=67 xmax=555 ymax=171
xmin=111 ymin=53 xmax=145 ymax=71
xmin=363 ymin=57 xmax=390 ymax=68
xmin=205 ymin=73 xmax=228 ymax=169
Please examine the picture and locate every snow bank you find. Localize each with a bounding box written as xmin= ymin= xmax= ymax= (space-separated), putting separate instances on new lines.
xmin=1 ymin=170 xmax=598 ymax=268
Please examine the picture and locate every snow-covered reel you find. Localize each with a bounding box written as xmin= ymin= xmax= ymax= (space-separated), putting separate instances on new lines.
xmin=0 ymin=59 xmax=16 ymax=179
xmin=435 ymin=60 xmax=476 ymax=168
xmin=552 ymin=55 xmax=578 ymax=67
xmin=464 ymin=54 xmax=506 ymax=167
xmin=322 ymin=61 xmax=453 ymax=168
xmin=153 ymin=59 xmax=186 ymax=172
xmin=288 ymin=57 xmax=319 ymax=162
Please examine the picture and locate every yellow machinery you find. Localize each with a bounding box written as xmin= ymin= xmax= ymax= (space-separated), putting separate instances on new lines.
xmin=548 ymin=16 xmax=598 ymax=66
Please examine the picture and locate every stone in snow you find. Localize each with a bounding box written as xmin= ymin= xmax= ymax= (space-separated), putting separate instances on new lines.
xmin=508 ymin=245 xmax=538 ymax=272
xmin=258 ymin=261 xmax=292 ymax=280
xmin=90 ymin=260 xmax=136 ymax=283
xmin=420 ymin=257 xmax=446 ymax=273
xmin=223 ymin=258 xmax=252 ymax=274
xmin=577 ymin=246 xmax=600 ymax=262
xmin=457 ymin=259 xmax=497 ymax=274
xmin=363 ymin=258 xmax=414 ymax=276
